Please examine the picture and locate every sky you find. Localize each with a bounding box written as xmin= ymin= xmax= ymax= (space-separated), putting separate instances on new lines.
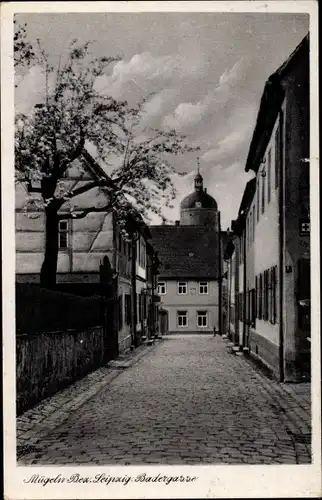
xmin=15 ymin=12 xmax=309 ymax=229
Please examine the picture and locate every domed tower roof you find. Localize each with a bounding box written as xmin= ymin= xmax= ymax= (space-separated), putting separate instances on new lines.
xmin=180 ymin=190 xmax=218 ymax=210
xmin=180 ymin=167 xmax=218 ymax=211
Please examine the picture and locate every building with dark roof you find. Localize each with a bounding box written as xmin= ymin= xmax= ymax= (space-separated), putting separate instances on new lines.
xmin=15 ymin=148 xmax=160 ymax=354
xmin=150 ymin=169 xmax=224 ymax=334
xmin=222 ymin=33 xmax=310 ymax=382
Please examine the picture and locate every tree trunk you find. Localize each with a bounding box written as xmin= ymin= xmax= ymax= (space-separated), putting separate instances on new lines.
xmin=40 ymin=205 xmax=59 ymax=289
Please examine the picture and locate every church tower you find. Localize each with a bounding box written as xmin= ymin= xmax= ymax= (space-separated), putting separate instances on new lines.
xmin=180 ymin=163 xmax=219 ymax=228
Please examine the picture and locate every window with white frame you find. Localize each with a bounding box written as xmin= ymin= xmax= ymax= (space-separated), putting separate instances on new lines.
xmin=199 ymin=282 xmax=208 ymax=294
xmin=177 ymin=310 xmax=188 ymax=327
xmin=157 ymin=281 xmax=166 ymax=295
xmin=197 ymin=310 xmax=208 ymax=327
xmin=178 ymin=281 xmax=187 ymax=294
xmin=58 ymin=220 xmax=69 ymax=249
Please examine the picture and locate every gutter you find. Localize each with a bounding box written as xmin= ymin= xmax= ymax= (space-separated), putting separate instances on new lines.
xmin=278 ymin=108 xmax=285 ymax=382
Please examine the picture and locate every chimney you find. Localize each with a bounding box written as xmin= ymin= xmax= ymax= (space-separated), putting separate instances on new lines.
xmin=204 ymin=188 xmax=207 ymax=193
xmin=175 ymin=220 xmax=180 ymax=226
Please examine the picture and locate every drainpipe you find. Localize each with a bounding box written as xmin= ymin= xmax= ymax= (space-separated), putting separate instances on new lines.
xmin=218 ymin=212 xmax=222 ymax=334
xmin=227 ymin=258 xmax=230 ymax=339
xmin=234 ymin=240 xmax=239 ymax=346
xmin=242 ymin=223 xmax=247 ymax=348
xmin=228 ymin=256 xmax=233 ymax=341
xmin=278 ymin=109 xmax=285 ymax=382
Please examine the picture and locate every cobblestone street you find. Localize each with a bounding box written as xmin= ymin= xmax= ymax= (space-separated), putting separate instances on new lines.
xmin=17 ymin=335 xmax=311 ymax=465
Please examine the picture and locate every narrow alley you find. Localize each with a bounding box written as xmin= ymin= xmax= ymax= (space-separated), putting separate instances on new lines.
xmin=17 ymin=334 xmax=311 ymax=465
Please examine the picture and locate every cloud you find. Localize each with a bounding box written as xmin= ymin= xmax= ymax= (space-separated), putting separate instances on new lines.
xmin=94 ymin=51 xmax=204 ymax=103
xmin=201 ymin=129 xmax=249 ymax=164
xmin=162 ymin=58 xmax=250 ymax=133
xmin=163 ymin=100 xmax=206 ymax=130
xmin=218 ymin=58 xmax=247 ymax=88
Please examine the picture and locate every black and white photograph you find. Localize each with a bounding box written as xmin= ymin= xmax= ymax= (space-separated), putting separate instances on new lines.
xmin=2 ymin=1 xmax=320 ymax=498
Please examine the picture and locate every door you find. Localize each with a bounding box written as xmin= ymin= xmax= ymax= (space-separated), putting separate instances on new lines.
xmin=159 ymin=310 xmax=169 ymax=335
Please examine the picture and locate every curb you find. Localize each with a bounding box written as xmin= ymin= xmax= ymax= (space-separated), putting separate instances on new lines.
xmin=17 ymin=341 xmax=160 ymax=458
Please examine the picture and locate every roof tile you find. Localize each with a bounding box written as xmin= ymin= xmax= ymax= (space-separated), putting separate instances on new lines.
xmin=150 ymin=225 xmax=221 ymax=279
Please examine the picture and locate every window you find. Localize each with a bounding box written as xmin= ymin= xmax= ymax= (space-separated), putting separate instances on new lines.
xmin=127 ymin=241 xmax=132 ymax=260
xmin=58 ymin=220 xmax=69 ymax=249
xmin=239 ymin=292 xmax=244 ymax=322
xmin=157 ymin=281 xmax=166 ymax=295
xmin=271 ymin=266 xmax=277 ymax=324
xmin=197 ymin=310 xmax=208 ymax=327
xmin=239 ymin=235 xmax=244 ymax=264
xmin=177 ymin=311 xmax=188 ymax=327
xmin=137 ymin=293 xmax=140 ymax=322
xmin=125 ymin=294 xmax=131 ymax=325
xmin=136 ymin=238 xmax=140 ymax=263
xmin=139 ymin=239 xmax=146 ymax=268
xmin=178 ymin=282 xmax=187 ymax=295
xmin=256 ymin=180 xmax=260 ymax=221
xmin=199 ymin=282 xmax=208 ymax=294
xmin=258 ymin=274 xmax=263 ymax=319
xmin=267 ymin=149 xmax=272 ymax=204
xmin=251 ymin=288 xmax=256 ymax=327
xmin=275 ymin=124 xmax=281 ymax=189
xmin=143 ymin=293 xmax=147 ymax=320
xmin=255 ymin=276 xmax=258 ymax=319
xmin=261 ymin=171 xmax=266 ymax=214
xmin=118 ymin=295 xmax=123 ymax=330
xmin=263 ymin=270 xmax=269 ymax=321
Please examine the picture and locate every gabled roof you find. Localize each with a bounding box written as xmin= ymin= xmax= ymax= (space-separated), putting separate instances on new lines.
xmin=245 ymin=33 xmax=309 ymax=174
xmin=82 ymin=149 xmax=151 ymax=239
xmin=150 ymin=225 xmax=221 ymax=279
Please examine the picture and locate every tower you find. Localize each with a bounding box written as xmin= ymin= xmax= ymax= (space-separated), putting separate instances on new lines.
xmin=180 ymin=163 xmax=219 ymax=228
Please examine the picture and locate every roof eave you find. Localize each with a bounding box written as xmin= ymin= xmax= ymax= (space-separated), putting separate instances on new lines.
xmin=245 ymin=33 xmax=309 ymax=175
xmin=245 ymin=77 xmax=284 ymax=174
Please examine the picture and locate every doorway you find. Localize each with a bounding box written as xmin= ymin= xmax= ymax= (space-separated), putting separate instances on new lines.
xmin=159 ymin=310 xmax=169 ymax=335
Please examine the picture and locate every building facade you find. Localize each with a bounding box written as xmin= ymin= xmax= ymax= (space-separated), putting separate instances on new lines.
xmin=15 ymin=149 xmax=159 ymax=353
xmin=223 ymin=34 xmax=310 ymax=382
xmin=151 ymin=171 xmax=222 ymax=335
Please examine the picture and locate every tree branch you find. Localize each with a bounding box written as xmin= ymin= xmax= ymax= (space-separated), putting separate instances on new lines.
xmin=53 ymin=128 xmax=85 ymax=180
xmin=59 ymin=204 xmax=113 ymax=220
xmin=66 ymin=179 xmax=112 ymax=199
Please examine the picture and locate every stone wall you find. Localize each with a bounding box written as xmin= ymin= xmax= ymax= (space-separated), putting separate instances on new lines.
xmin=16 ymin=326 xmax=106 ymax=414
xmin=16 ymin=284 xmax=108 ymax=414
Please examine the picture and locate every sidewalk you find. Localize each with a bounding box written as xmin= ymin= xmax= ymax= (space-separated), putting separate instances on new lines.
xmin=221 ymin=335 xmax=311 ymax=461
xmin=16 ymin=340 xmax=160 ymax=458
